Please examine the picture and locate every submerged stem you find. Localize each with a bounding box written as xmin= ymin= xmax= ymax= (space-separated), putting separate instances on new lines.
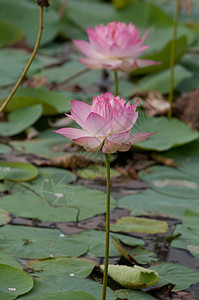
xmin=102 ymin=153 xmax=111 ymax=300
xmin=114 ymin=71 xmax=118 ymax=96
xmin=0 ymin=6 xmax=44 ymax=114
xmin=168 ymin=0 xmax=180 ymax=118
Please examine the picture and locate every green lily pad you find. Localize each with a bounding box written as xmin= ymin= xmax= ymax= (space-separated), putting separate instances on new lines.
xmin=171 ymin=224 xmax=199 ymax=252
xmin=139 ymin=165 xmax=199 ymax=199
xmin=32 ymin=291 xmax=97 ymax=300
xmin=187 ymin=245 xmax=199 ymax=260
xmin=0 ymin=251 xmax=22 ymax=270
xmin=0 ymin=21 xmax=23 ymax=47
xmin=0 ymin=0 xmax=59 ymax=47
xmin=118 ymin=189 xmax=199 ymax=219
xmin=132 ymin=36 xmax=187 ymax=76
xmin=115 ymin=289 xmax=154 ymax=300
xmin=111 ymin=216 xmax=168 ymax=234
xmin=0 ymin=225 xmax=87 ymax=259
xmin=0 ymin=162 xmax=38 ymax=182
xmin=0 ymin=105 xmax=43 ymax=137
xmin=138 ymin=65 xmax=191 ymax=94
xmin=34 ymin=60 xmax=86 ymax=84
xmin=0 ymin=49 xmax=59 ymax=87
xmin=127 ymin=247 xmax=158 ymax=265
xmin=77 ymin=165 xmax=119 ymax=180
xmin=132 ymin=116 xmax=198 ymax=151
xmin=29 ymin=257 xmax=95 ymax=279
xmin=0 ymin=208 xmax=11 ymax=226
xmin=152 ymin=262 xmax=199 ymax=291
xmin=10 ymin=130 xmax=70 ymax=159
xmin=0 ymin=264 xmax=33 ymax=300
xmin=20 ymin=276 xmax=116 ymax=300
xmin=5 ymin=88 xmax=71 ymax=115
xmin=100 ymin=265 xmax=159 ymax=289
xmin=161 ymin=147 xmax=199 ymax=179
xmin=182 ymin=205 xmax=199 ymax=233
xmin=70 ymin=230 xmax=144 ymax=257
xmin=0 ymin=144 xmax=11 ymax=154
xmin=0 ymin=184 xmax=116 ymax=222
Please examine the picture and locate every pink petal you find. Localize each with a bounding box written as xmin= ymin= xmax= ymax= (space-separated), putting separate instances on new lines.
xmin=73 ymin=39 xmax=102 ymax=59
xmin=85 ymin=112 xmax=110 ymax=136
xmin=107 ymin=130 xmax=131 ymax=144
xmin=101 ymin=59 xmax=123 ymax=71
xmin=73 ymin=136 xmax=103 ymax=152
xmin=71 ymin=100 xmax=91 ymax=121
xmin=111 ymin=110 xmax=138 ymax=133
xmin=118 ymin=144 xmax=131 ymax=152
xmin=135 ymin=59 xmax=161 ymax=69
xmin=54 ymin=128 xmax=89 ymax=140
xmin=128 ymin=132 xmax=157 ymax=144
xmin=102 ymin=139 xmax=120 ymax=153
xmin=77 ymin=57 xmax=103 ymax=70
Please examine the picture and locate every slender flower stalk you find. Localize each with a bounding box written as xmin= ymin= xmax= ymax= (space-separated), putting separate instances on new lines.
xmin=102 ymin=153 xmax=111 ymax=300
xmin=114 ymin=71 xmax=118 ymax=96
xmin=168 ymin=0 xmax=180 ymax=118
xmin=0 ymin=5 xmax=44 ymax=114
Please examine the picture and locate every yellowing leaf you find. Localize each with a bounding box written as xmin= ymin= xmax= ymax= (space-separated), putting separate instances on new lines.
xmin=100 ymin=265 xmax=159 ymax=289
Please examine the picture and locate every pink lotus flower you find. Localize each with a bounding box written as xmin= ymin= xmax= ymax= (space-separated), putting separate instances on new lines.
xmin=73 ymin=21 xmax=158 ymax=72
xmin=55 ymin=92 xmax=155 ymax=153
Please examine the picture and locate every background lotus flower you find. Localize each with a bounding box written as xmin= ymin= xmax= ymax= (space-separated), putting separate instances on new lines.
xmin=55 ymin=92 xmax=155 ymax=153
xmin=73 ymin=21 xmax=159 ymax=72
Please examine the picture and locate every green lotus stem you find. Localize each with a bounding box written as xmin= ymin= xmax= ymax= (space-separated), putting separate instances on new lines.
xmin=168 ymin=0 xmax=180 ymax=118
xmin=114 ymin=71 xmax=118 ymax=96
xmin=102 ymin=153 xmax=111 ymax=300
xmin=0 ymin=6 xmax=44 ymax=114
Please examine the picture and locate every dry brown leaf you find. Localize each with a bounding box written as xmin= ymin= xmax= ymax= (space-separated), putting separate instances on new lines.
xmin=50 ymin=153 xmax=93 ymax=169
xmin=151 ymin=153 xmax=175 ymax=167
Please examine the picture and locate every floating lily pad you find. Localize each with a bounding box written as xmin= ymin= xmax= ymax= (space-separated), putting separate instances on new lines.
xmin=33 ymin=291 xmax=98 ymax=300
xmin=10 ymin=131 xmax=70 ymax=159
xmin=152 ymin=262 xmax=199 ymax=291
xmin=182 ymin=205 xmax=199 ymax=233
xmin=111 ymin=236 xmax=157 ymax=264
xmin=0 ymin=144 xmax=11 ymax=154
xmin=139 ymin=165 xmax=199 ymax=199
xmin=116 ymin=289 xmax=154 ymax=300
xmin=29 ymin=257 xmax=95 ymax=279
xmin=118 ymin=189 xmax=199 ymax=219
xmin=138 ymin=65 xmax=191 ymax=94
xmin=161 ymin=148 xmax=199 ymax=179
xmin=0 ymin=21 xmax=23 ymax=47
xmin=0 ymin=184 xmax=116 ymax=222
xmin=132 ymin=116 xmax=198 ymax=151
xmin=171 ymin=224 xmax=199 ymax=253
xmin=0 ymin=209 xmax=11 ymax=226
xmin=5 ymin=88 xmax=71 ymax=115
xmin=19 ymin=277 xmax=116 ymax=300
xmin=111 ymin=216 xmax=168 ymax=234
xmin=0 ymin=264 xmax=33 ymax=300
xmin=0 ymin=162 xmax=38 ymax=182
xmin=0 ymin=251 xmax=22 ymax=270
xmin=100 ymin=265 xmax=159 ymax=289
xmin=187 ymin=245 xmax=199 ymax=260
xmin=0 ymin=225 xmax=87 ymax=259
xmin=70 ymin=230 xmax=144 ymax=257
xmin=34 ymin=60 xmax=86 ymax=84
xmin=0 ymin=105 xmax=43 ymax=137
xmin=0 ymin=0 xmax=59 ymax=47
xmin=77 ymin=165 xmax=119 ymax=180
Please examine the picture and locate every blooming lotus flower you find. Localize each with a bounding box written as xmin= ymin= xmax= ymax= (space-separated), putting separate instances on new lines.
xmin=55 ymin=92 xmax=155 ymax=153
xmin=73 ymin=21 xmax=158 ymax=72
